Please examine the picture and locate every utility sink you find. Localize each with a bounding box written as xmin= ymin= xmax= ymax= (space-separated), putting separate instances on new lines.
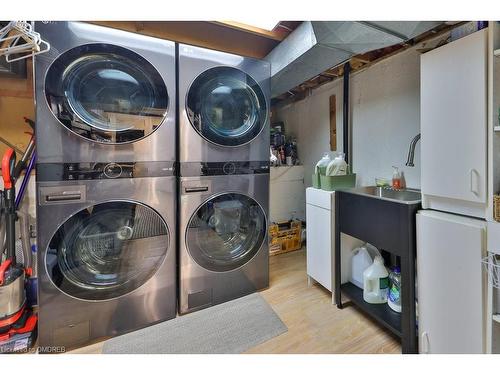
xmin=342 ymin=186 xmax=421 ymax=204
xmin=334 ymin=185 xmax=422 ymax=353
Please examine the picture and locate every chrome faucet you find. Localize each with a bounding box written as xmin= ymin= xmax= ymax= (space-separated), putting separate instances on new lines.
xmin=405 ymin=133 xmax=421 ymax=167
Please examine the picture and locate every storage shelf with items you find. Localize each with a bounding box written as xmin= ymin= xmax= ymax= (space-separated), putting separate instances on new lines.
xmin=268 ymin=220 xmax=303 ymax=256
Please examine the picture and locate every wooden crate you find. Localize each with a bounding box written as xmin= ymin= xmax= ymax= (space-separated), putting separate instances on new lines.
xmin=494 ymin=195 xmax=500 ymax=222
xmin=269 ymin=220 xmax=302 ymax=256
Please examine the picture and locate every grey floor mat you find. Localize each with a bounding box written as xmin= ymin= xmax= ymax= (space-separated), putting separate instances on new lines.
xmin=102 ymin=293 xmax=287 ymax=354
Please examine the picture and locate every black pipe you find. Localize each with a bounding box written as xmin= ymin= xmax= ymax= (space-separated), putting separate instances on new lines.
xmin=343 ymin=61 xmax=351 ymax=166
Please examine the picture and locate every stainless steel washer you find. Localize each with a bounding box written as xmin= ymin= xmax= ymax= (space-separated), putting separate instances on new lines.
xmin=178 ymin=44 xmax=270 ymax=164
xmin=179 ymin=165 xmax=269 ymax=314
xmin=34 ymin=22 xmax=176 ymax=164
xmin=36 ymin=162 xmax=176 ymax=350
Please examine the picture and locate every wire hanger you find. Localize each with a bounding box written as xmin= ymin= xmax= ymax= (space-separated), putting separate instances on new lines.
xmin=0 ymin=21 xmax=50 ymax=63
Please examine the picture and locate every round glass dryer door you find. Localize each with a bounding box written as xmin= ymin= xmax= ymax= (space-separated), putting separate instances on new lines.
xmin=186 ymin=67 xmax=267 ymax=147
xmin=45 ymin=43 xmax=168 ymax=144
xmin=186 ymin=193 xmax=266 ymax=272
xmin=45 ymin=201 xmax=169 ymax=301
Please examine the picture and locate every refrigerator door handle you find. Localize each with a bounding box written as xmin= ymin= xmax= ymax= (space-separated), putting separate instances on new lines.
xmin=470 ymin=168 xmax=480 ymax=197
xmin=421 ymin=331 xmax=430 ymax=354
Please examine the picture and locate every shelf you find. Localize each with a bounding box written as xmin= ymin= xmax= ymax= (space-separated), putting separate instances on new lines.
xmin=494 ymin=314 xmax=500 ymax=324
xmin=495 ymin=49 xmax=500 ymax=57
xmin=494 ymin=126 xmax=500 ymax=132
xmin=340 ymin=282 xmax=402 ymax=338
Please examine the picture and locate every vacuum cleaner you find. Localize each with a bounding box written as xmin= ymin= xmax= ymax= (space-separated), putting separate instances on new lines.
xmin=0 ymin=118 xmax=37 ymax=353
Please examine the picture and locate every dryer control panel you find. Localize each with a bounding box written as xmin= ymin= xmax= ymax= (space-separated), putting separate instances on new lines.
xmin=37 ymin=161 xmax=176 ymax=181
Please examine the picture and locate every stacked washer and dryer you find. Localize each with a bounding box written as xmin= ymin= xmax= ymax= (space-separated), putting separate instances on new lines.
xmin=34 ymin=22 xmax=177 ymax=350
xmin=177 ymin=45 xmax=271 ymax=314
xmin=34 ymin=22 xmax=271 ymax=350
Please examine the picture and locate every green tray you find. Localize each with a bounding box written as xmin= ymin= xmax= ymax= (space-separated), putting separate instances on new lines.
xmin=319 ymin=173 xmax=356 ymax=191
xmin=312 ymin=173 xmax=321 ymax=188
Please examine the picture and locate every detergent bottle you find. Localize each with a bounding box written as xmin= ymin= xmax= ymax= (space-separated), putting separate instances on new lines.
xmin=363 ymin=256 xmax=389 ymax=304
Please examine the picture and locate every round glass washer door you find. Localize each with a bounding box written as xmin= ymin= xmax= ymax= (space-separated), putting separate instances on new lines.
xmin=45 ymin=201 xmax=169 ymax=301
xmin=45 ymin=43 xmax=168 ymax=144
xmin=186 ymin=67 xmax=267 ymax=147
xmin=186 ymin=193 xmax=266 ymax=272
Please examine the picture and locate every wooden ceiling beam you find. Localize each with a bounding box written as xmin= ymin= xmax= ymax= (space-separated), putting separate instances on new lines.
xmin=90 ymin=21 xmax=283 ymax=59
xmin=211 ymin=21 xmax=289 ymax=41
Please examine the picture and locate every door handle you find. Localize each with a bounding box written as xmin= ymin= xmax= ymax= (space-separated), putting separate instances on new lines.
xmin=45 ymin=193 xmax=82 ymax=202
xmin=470 ymin=169 xmax=480 ymax=197
xmin=421 ymin=331 xmax=430 ymax=354
xmin=184 ymin=186 xmax=209 ymax=193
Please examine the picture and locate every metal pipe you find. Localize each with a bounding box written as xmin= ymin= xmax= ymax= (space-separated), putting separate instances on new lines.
xmin=343 ymin=61 xmax=351 ymax=166
xmin=405 ymin=133 xmax=421 ymax=167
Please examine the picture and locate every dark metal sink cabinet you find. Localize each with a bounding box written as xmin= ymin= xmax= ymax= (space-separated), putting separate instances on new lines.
xmin=334 ymin=186 xmax=421 ymax=354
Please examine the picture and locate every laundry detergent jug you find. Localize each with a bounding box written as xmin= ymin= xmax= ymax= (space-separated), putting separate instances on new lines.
xmin=325 ymin=152 xmax=347 ymax=176
xmin=363 ymin=256 xmax=389 ymax=304
xmin=349 ymin=246 xmax=373 ymax=289
xmin=315 ymin=153 xmax=332 ymax=175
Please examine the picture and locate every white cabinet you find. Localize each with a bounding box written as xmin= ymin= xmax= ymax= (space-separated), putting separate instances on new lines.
xmin=306 ymin=188 xmax=335 ymax=291
xmin=306 ymin=188 xmax=335 ymax=292
xmin=417 ymin=210 xmax=486 ymax=353
xmin=421 ymin=29 xmax=488 ymax=218
xmin=305 ymin=188 xmax=363 ymax=298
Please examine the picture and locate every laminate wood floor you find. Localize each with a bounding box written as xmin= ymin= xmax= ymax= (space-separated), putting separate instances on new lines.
xmin=70 ymin=248 xmax=400 ymax=354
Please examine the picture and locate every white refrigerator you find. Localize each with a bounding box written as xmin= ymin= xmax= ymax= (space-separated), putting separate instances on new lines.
xmin=418 ymin=28 xmax=488 ymax=353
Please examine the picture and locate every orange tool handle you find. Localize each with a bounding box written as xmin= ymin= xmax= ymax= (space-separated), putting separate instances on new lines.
xmin=2 ymin=148 xmax=16 ymax=189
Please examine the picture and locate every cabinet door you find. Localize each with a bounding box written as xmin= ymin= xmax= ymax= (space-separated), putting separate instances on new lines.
xmin=421 ymin=29 xmax=487 ymax=206
xmin=306 ymin=204 xmax=332 ymax=291
xmin=417 ymin=211 xmax=485 ymax=353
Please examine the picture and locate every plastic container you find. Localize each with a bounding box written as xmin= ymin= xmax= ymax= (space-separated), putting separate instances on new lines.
xmin=392 ymin=166 xmax=402 ymax=190
xmin=388 ymin=266 xmax=401 ymax=313
xmin=315 ymin=153 xmax=332 ymax=175
xmin=319 ymin=173 xmax=356 ymax=191
xmin=363 ymin=255 xmax=389 ymax=304
xmin=325 ymin=153 xmax=347 ymax=176
xmin=350 ymin=246 xmax=373 ymax=289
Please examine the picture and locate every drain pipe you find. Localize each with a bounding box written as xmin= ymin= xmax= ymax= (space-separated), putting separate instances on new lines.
xmin=342 ymin=61 xmax=351 ymax=166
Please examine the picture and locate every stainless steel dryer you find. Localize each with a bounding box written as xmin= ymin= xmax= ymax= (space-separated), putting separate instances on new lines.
xmin=179 ymin=162 xmax=269 ymax=314
xmin=36 ymin=162 xmax=176 ymax=350
xmin=34 ymin=21 xmax=175 ymax=164
xmin=178 ymin=44 xmax=270 ymax=164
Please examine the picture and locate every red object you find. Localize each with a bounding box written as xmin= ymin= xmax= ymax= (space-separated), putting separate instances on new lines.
xmin=2 ymin=148 xmax=15 ymax=189
xmin=0 ymin=308 xmax=37 ymax=343
xmin=0 ymin=259 xmax=13 ymax=285
xmin=392 ymin=177 xmax=402 ymax=190
xmin=0 ymin=305 xmax=25 ymax=329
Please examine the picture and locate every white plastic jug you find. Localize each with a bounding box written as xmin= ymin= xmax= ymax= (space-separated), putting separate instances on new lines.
xmin=315 ymin=153 xmax=332 ymax=175
xmin=325 ymin=153 xmax=347 ymax=176
xmin=350 ymin=246 xmax=373 ymax=289
xmin=363 ymin=256 xmax=389 ymax=304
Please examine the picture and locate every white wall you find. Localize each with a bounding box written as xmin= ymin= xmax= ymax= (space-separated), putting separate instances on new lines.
xmin=275 ymin=46 xmax=422 ymax=189
xmin=270 ymin=166 xmax=305 ymax=222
